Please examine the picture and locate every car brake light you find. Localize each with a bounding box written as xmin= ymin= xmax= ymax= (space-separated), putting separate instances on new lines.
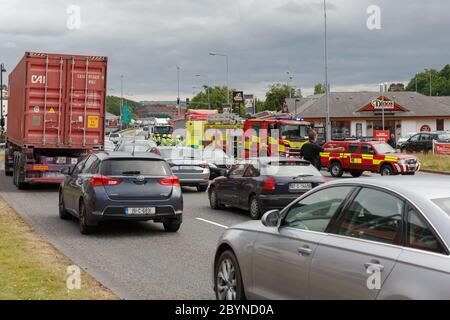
xmin=90 ymin=175 xmax=122 ymax=187
xmin=199 ymin=163 xmax=209 ymax=169
xmin=158 ymin=176 xmax=180 ymax=186
xmin=263 ymin=177 xmax=276 ymax=192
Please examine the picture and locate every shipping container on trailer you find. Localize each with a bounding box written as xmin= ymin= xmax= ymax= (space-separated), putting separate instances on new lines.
xmin=4 ymin=52 xmax=107 ymax=188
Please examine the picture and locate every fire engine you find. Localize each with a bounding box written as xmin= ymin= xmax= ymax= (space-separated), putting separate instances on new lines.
xmin=243 ymin=114 xmax=311 ymax=158
xmin=321 ymin=139 xmax=420 ymax=177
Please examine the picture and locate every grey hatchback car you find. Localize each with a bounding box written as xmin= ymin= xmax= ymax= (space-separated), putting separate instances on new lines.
xmin=214 ymin=176 xmax=450 ymax=300
xmin=59 ymin=152 xmax=183 ymax=234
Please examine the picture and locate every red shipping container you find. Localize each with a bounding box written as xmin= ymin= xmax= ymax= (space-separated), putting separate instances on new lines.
xmin=7 ymin=52 xmax=107 ymax=149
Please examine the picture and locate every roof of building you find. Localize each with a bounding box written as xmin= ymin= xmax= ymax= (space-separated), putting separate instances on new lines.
xmin=286 ymin=92 xmax=450 ymax=118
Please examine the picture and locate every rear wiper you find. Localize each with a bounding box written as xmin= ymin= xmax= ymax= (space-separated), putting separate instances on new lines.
xmin=122 ymin=171 xmax=141 ymax=175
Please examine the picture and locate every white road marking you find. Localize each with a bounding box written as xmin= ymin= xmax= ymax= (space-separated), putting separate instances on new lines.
xmin=195 ymin=218 xmax=228 ymax=229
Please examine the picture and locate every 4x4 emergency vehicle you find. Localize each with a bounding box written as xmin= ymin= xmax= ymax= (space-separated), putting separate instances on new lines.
xmin=320 ymin=140 xmax=420 ymax=177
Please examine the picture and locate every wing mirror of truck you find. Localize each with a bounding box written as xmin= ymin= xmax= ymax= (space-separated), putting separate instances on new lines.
xmin=261 ymin=210 xmax=282 ymax=228
xmin=61 ymin=167 xmax=71 ymax=175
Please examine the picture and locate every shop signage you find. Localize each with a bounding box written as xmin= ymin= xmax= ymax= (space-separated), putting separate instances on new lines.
xmin=434 ymin=141 xmax=450 ymax=156
xmin=420 ymin=125 xmax=431 ymax=132
xmin=356 ymin=96 xmax=409 ymax=113
xmin=374 ymin=130 xmax=390 ymax=142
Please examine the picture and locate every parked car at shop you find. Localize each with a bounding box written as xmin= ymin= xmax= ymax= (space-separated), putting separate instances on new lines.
xmin=59 ymin=152 xmax=183 ymax=234
xmin=401 ymin=132 xmax=447 ymax=153
xmin=396 ymin=133 xmax=416 ymax=149
xmin=213 ymin=176 xmax=450 ymax=300
xmin=209 ymin=157 xmax=325 ymax=219
xmin=321 ymin=140 xmax=420 ymax=177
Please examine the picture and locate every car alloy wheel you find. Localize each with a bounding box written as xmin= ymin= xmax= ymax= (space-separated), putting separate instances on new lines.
xmin=79 ymin=202 xmax=96 ymax=235
xmin=249 ymin=196 xmax=261 ymax=220
xmin=216 ymin=258 xmax=237 ymax=300
xmin=330 ymin=162 xmax=343 ymax=177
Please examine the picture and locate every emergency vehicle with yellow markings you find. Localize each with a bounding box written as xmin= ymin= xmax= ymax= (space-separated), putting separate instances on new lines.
xmin=243 ymin=118 xmax=311 ymax=158
xmin=320 ymin=140 xmax=420 ymax=177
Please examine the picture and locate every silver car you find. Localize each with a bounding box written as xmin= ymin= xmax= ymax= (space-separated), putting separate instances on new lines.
xmin=213 ymin=176 xmax=450 ymax=300
xmin=159 ymin=147 xmax=210 ymax=192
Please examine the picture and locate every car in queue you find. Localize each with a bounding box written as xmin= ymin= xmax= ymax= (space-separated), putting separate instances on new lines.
xmin=59 ymin=152 xmax=183 ymax=234
xmin=321 ymin=140 xmax=420 ymax=177
xmin=115 ymin=139 xmax=157 ymax=153
xmin=104 ymin=140 xmax=116 ymax=152
xmin=209 ymin=157 xmax=325 ymax=220
xmin=198 ymin=148 xmax=235 ymax=180
xmin=213 ymin=176 xmax=450 ymax=300
xmin=108 ymin=132 xmax=122 ymax=144
xmin=158 ymin=146 xmax=210 ymax=192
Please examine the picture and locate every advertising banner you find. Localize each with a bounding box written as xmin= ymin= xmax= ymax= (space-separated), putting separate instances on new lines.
xmin=244 ymin=94 xmax=254 ymax=115
xmin=434 ymin=140 xmax=450 ymax=156
xmin=374 ymin=130 xmax=390 ymax=142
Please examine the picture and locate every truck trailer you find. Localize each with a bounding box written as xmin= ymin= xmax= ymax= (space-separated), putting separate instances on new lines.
xmin=4 ymin=52 xmax=107 ymax=189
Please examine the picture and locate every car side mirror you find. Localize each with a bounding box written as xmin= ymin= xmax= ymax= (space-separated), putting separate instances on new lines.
xmin=261 ymin=210 xmax=281 ymax=228
xmin=61 ymin=167 xmax=71 ymax=175
xmin=220 ymin=169 xmax=229 ymax=177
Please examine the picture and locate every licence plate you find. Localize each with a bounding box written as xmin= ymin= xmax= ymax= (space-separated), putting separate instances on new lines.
xmin=125 ymin=207 xmax=156 ymax=215
xmin=290 ymin=183 xmax=312 ymax=191
xmin=179 ymin=166 xmax=201 ymax=171
xmin=44 ymin=172 xmax=65 ymax=179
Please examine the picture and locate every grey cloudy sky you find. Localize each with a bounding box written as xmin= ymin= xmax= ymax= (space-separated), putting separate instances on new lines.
xmin=1 ymin=0 xmax=449 ymax=101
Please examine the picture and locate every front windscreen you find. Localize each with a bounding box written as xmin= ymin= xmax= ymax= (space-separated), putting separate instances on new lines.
xmin=154 ymin=126 xmax=173 ymax=134
xmin=280 ymin=124 xmax=309 ymax=142
xmin=372 ymin=142 xmax=396 ymax=154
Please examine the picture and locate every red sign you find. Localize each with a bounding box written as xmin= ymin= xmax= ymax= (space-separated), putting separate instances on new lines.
xmin=420 ymin=125 xmax=431 ymax=132
xmin=374 ymin=130 xmax=390 ymax=142
xmin=434 ymin=142 xmax=450 ymax=156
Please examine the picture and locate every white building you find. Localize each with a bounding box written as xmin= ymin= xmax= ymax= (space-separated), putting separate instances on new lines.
xmin=286 ymin=92 xmax=450 ymax=140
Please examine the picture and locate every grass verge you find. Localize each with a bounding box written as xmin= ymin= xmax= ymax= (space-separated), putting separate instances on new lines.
xmin=414 ymin=153 xmax=450 ymax=173
xmin=0 ymin=196 xmax=117 ymax=300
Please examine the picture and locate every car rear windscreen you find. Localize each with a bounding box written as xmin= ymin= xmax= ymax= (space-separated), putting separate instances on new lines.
xmin=101 ymin=159 xmax=171 ymax=176
xmin=432 ymin=198 xmax=450 ymax=215
xmin=261 ymin=161 xmax=322 ymax=177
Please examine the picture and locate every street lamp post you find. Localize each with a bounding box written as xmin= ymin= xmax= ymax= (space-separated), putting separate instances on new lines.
xmin=295 ymin=99 xmax=300 ymax=116
xmin=209 ymin=52 xmax=229 ymax=107
xmin=0 ymin=63 xmax=5 ymax=133
xmin=323 ymin=0 xmax=331 ymax=142
xmin=287 ymin=71 xmax=294 ymax=98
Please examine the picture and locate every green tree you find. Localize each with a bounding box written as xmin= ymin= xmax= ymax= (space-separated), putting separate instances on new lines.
xmin=406 ymin=65 xmax=450 ymax=96
xmin=190 ymin=86 xmax=232 ymax=111
xmin=106 ymin=96 xmax=140 ymax=118
xmin=314 ymin=83 xmax=325 ymax=95
xmin=263 ymin=83 xmax=299 ymax=111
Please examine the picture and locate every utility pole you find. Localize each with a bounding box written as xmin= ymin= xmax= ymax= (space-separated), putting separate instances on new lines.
xmin=429 ymin=69 xmax=432 ymax=97
xmin=120 ymin=74 xmax=124 ymax=129
xmin=177 ymin=66 xmax=180 ymax=112
xmin=287 ymin=71 xmax=294 ymax=98
xmin=0 ymin=63 xmax=5 ymax=133
xmin=324 ymin=0 xmax=331 ymax=142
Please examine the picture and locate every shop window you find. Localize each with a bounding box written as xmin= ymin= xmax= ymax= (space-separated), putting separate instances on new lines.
xmin=437 ymin=119 xmax=444 ymax=131
xmin=331 ymin=121 xmax=351 ymax=140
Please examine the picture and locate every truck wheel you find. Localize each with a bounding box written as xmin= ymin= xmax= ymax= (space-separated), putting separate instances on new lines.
xmin=329 ymin=161 xmax=344 ymax=178
xmin=350 ymin=170 xmax=363 ymax=178
xmin=381 ymin=164 xmax=394 ymax=176
xmin=4 ymin=148 xmax=12 ymax=176
xmin=13 ymin=153 xmax=27 ymax=190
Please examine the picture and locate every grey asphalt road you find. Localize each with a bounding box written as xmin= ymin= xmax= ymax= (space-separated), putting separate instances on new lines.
xmin=0 ymin=162 xmax=436 ymax=299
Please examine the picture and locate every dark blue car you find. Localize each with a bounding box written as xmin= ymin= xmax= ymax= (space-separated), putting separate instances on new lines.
xmin=59 ymin=152 xmax=183 ymax=234
xmin=208 ymin=157 xmax=325 ymax=219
